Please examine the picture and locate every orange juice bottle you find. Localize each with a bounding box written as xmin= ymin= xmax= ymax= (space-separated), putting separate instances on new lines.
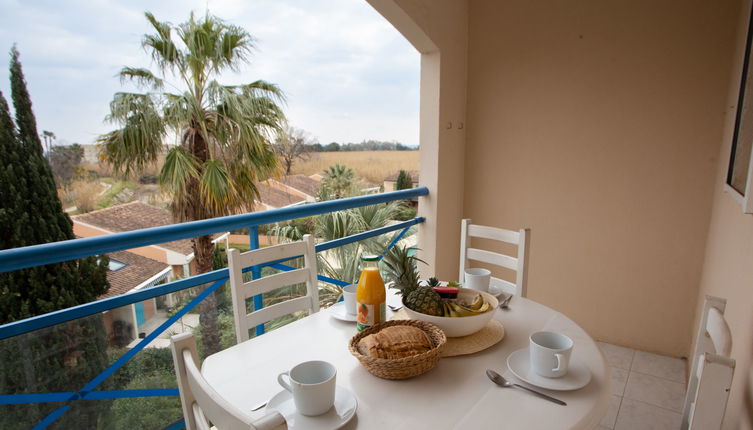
xmin=355 ymin=255 xmax=386 ymax=331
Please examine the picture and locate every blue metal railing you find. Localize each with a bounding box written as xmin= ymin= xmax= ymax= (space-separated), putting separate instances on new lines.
xmin=0 ymin=187 xmax=428 ymax=429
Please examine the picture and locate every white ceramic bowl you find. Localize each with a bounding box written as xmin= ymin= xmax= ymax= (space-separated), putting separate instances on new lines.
xmin=402 ymin=288 xmax=498 ymax=337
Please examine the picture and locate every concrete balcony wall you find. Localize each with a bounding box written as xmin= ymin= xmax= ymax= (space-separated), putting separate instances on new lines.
xmin=694 ymin=3 xmax=753 ymax=427
xmin=469 ymin=0 xmax=751 ymax=364
xmin=463 ymin=0 xmax=741 ymax=358
xmin=370 ymin=0 xmax=744 ymax=361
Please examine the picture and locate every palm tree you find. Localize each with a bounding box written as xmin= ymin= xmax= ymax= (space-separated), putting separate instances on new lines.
xmin=41 ymin=130 xmax=55 ymax=157
xmin=320 ymin=163 xmax=355 ymax=199
xmin=98 ymin=12 xmax=286 ymax=354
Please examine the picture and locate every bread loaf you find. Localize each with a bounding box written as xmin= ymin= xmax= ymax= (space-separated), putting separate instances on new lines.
xmin=357 ymin=325 xmax=433 ymax=359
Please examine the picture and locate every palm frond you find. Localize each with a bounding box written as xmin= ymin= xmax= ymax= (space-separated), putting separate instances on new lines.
xmin=199 ymin=159 xmax=233 ymax=213
xmin=118 ymin=67 xmax=164 ymax=90
xmin=98 ymin=92 xmax=165 ymax=175
xmin=143 ymin=13 xmax=181 ymax=71
xmin=159 ymin=146 xmax=199 ymax=195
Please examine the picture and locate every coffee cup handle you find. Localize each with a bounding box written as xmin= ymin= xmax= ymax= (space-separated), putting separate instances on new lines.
xmin=277 ymin=371 xmax=292 ymax=392
xmin=553 ymin=353 xmax=564 ymax=372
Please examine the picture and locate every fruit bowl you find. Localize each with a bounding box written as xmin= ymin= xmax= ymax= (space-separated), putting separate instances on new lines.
xmin=402 ymin=288 xmax=498 ymax=337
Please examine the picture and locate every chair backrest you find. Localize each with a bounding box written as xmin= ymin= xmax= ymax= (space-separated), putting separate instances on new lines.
xmin=459 ymin=219 xmax=530 ymax=297
xmin=227 ymin=234 xmax=319 ymax=343
xmin=681 ymin=295 xmax=736 ymax=430
xmin=170 ymin=332 xmax=285 ymax=430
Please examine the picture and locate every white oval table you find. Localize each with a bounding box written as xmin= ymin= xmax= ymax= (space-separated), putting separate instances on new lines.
xmin=202 ymin=296 xmax=611 ymax=429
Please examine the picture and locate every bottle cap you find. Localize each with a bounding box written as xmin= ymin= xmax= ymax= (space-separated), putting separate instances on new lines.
xmin=361 ymin=255 xmax=380 ymax=262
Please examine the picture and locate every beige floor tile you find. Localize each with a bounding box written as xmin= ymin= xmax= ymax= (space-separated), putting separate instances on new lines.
xmin=624 ymin=371 xmax=686 ymax=412
xmin=631 ymin=350 xmax=686 ymax=383
xmin=614 ymin=398 xmax=682 ymax=430
xmin=598 ymin=342 xmax=635 ymax=370
xmin=600 ymin=395 xmax=622 ymax=429
xmin=611 ymin=367 xmax=628 ymax=396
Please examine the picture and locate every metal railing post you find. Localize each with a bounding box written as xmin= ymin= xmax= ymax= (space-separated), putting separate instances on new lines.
xmin=249 ymin=225 xmax=265 ymax=336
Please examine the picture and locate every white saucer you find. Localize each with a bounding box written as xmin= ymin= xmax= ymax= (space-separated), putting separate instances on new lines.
xmin=506 ymin=348 xmax=592 ymax=391
xmin=324 ymin=302 xmax=357 ymax=322
xmin=266 ymin=385 xmax=357 ymax=430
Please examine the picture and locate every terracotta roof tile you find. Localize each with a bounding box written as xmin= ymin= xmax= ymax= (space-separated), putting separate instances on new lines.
xmin=257 ymin=183 xmax=306 ymax=209
xmin=102 ymin=250 xmax=169 ymax=299
xmin=279 ymin=174 xmax=320 ymax=197
xmin=73 ymin=202 xmax=194 ymax=255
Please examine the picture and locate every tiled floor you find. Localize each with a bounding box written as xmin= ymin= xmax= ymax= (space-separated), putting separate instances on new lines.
xmin=596 ymin=342 xmax=687 ymax=430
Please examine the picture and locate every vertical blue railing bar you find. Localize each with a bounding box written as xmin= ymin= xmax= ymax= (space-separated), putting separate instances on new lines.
xmin=249 ymin=225 xmax=265 ymax=336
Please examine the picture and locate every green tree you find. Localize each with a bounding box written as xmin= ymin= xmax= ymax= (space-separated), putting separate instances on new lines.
xmin=320 ymin=163 xmax=355 ymax=200
xmin=0 ymin=47 xmax=110 ymax=429
xmin=395 ymin=169 xmax=413 ymax=190
xmin=98 ymin=12 xmax=286 ymax=355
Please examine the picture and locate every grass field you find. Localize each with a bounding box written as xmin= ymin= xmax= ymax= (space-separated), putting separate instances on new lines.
xmin=291 ymin=151 xmax=419 ymax=185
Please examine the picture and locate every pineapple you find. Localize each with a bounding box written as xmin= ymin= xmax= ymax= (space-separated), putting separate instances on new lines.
xmin=382 ymin=246 xmax=443 ymax=316
xmin=427 ymin=277 xmax=440 ymax=287
xmin=405 ymin=286 xmax=443 ymax=316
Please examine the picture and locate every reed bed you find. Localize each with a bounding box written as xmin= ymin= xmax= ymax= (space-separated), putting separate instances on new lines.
xmin=291 ymin=151 xmax=419 ymax=185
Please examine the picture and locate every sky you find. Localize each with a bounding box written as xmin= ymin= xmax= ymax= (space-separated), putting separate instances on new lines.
xmin=0 ymin=0 xmax=420 ymax=148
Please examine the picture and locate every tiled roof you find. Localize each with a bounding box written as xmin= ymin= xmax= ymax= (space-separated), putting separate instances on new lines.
xmin=385 ymin=170 xmax=419 ymax=182
xmin=279 ymin=174 xmax=320 ymax=197
xmin=102 ymin=250 xmax=169 ymax=299
xmin=73 ymin=202 xmax=194 ymax=255
xmin=257 ymin=183 xmax=306 ymax=209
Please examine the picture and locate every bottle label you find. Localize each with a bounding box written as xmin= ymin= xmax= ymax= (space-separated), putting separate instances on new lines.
xmin=356 ymin=302 xmax=386 ymax=331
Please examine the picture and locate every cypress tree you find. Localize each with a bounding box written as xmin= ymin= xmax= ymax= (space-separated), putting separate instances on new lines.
xmin=395 ymin=169 xmax=413 ymax=190
xmin=0 ymin=48 xmax=111 ymax=429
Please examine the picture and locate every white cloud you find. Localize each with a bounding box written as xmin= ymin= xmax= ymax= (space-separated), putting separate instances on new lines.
xmin=0 ymin=0 xmax=419 ymax=147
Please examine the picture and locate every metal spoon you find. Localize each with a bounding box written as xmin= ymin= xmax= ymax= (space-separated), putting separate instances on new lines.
xmin=499 ymin=294 xmax=513 ymax=310
xmin=388 ymin=304 xmax=403 ymax=312
xmin=485 ymin=369 xmax=567 ymax=406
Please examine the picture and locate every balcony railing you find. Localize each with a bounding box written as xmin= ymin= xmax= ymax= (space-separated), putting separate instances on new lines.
xmin=0 ymin=187 xmax=428 ymax=430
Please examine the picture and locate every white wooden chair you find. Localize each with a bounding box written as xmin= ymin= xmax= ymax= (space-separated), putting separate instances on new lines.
xmin=227 ymin=234 xmax=319 ymax=343
xmin=681 ymin=295 xmax=736 ymax=430
xmin=459 ymin=219 xmax=530 ymax=297
xmin=170 ymin=332 xmax=285 ymax=430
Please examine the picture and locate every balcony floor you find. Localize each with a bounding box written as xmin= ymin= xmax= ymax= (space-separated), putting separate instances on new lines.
xmin=597 ymin=342 xmax=686 ymax=430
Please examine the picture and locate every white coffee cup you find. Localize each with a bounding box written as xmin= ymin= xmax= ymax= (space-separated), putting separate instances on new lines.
xmin=342 ymin=284 xmax=357 ymax=315
xmin=277 ymin=360 xmax=336 ymax=416
xmin=529 ymin=331 xmax=573 ymax=378
xmin=464 ymin=268 xmax=491 ymax=292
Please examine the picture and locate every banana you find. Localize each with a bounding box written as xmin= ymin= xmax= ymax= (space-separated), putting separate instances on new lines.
xmin=440 ymin=295 xmax=492 ymax=317
xmin=453 ymin=297 xmax=491 ymax=315
xmin=469 ymin=294 xmax=484 ymax=311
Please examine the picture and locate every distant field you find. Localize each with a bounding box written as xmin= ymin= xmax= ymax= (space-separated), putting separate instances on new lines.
xmin=291 ymin=151 xmax=419 ymax=185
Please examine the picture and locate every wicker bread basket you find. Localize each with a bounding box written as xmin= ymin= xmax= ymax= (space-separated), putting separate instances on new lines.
xmin=348 ymin=319 xmax=447 ymax=380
